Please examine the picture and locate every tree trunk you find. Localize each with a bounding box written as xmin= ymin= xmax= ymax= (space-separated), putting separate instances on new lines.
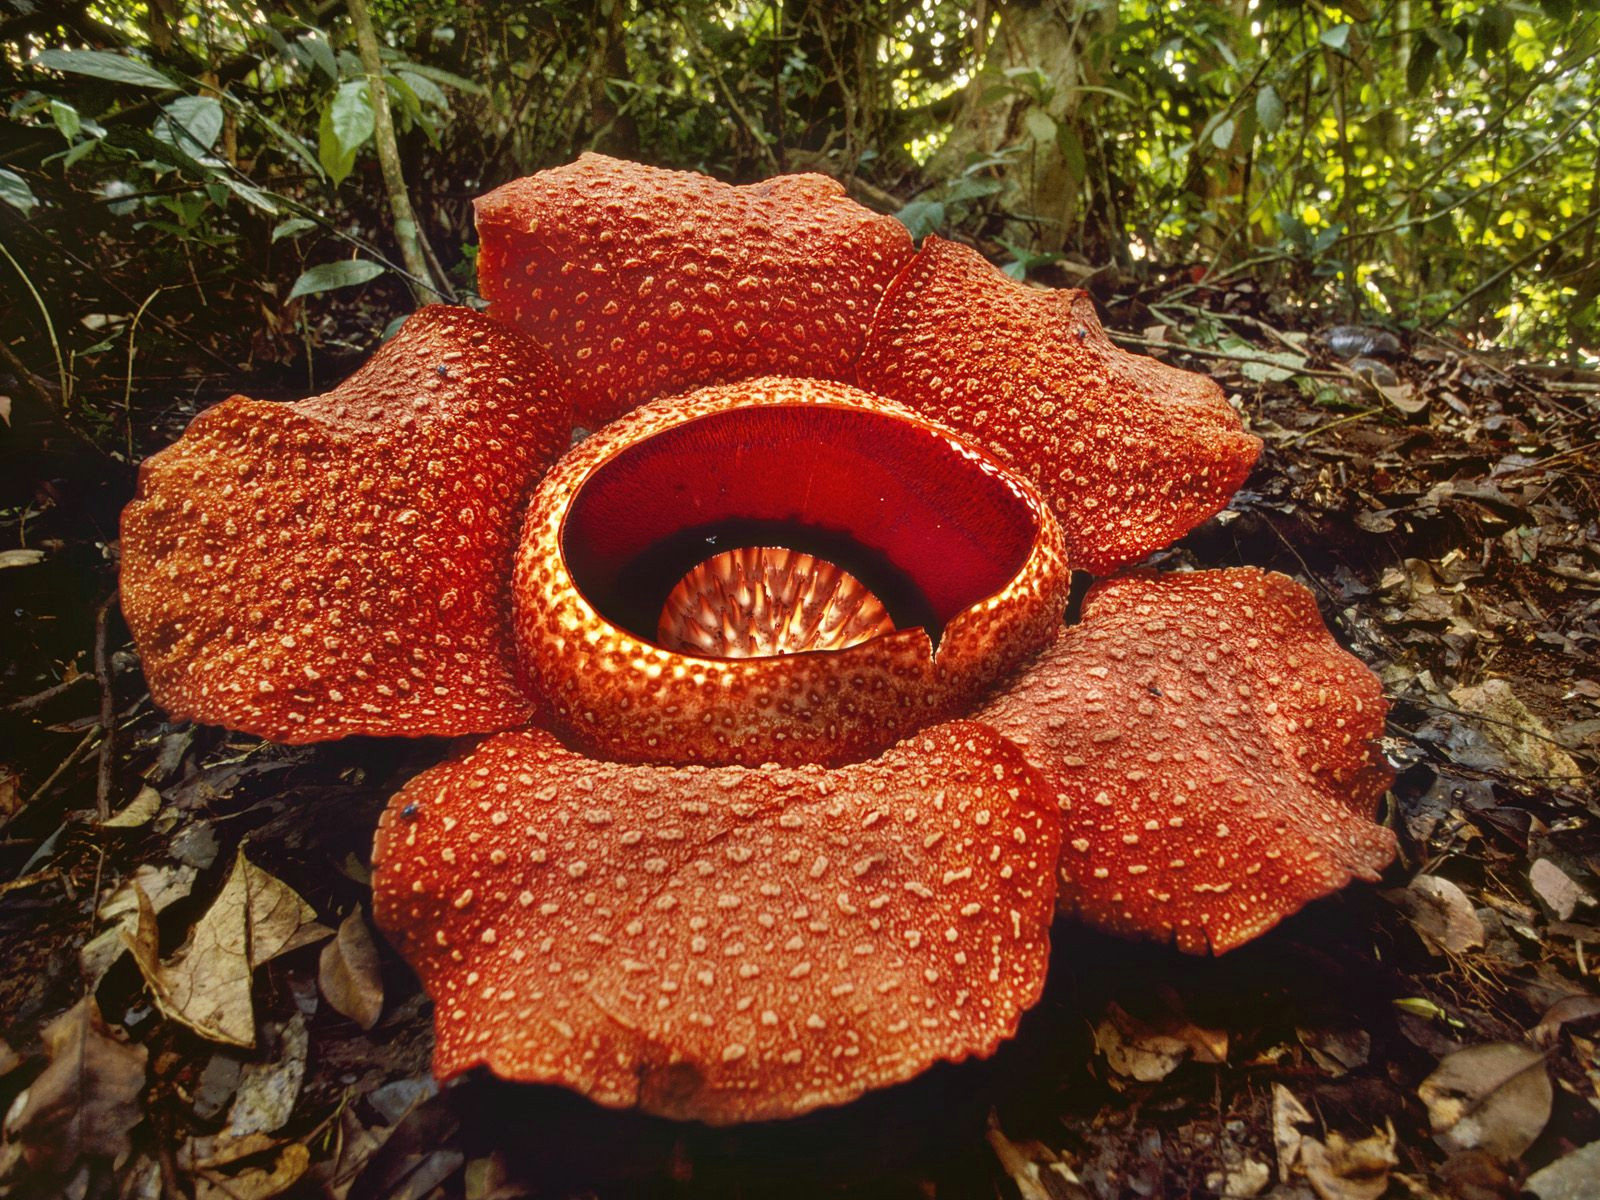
xmin=928 ymin=0 xmax=1112 ymax=255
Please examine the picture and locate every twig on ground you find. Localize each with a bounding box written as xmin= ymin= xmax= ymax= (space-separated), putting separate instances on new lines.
xmin=94 ymin=592 xmax=118 ymax=822
xmin=1 ymin=673 xmax=93 ymax=717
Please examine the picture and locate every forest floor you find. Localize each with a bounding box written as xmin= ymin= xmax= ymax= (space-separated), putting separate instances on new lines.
xmin=0 ymin=275 xmax=1596 ymax=1200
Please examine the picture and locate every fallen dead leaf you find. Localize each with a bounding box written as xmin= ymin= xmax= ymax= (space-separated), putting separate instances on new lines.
xmin=81 ymin=862 xmax=198 ymax=986
xmin=319 ymin=908 xmax=384 ymax=1030
xmin=1298 ymin=1026 xmax=1372 ymax=1077
xmin=126 ymin=850 xmax=329 ymax=1047
xmin=1387 ymin=874 xmax=1486 ymax=955
xmin=1273 ymin=1083 xmax=1397 ymax=1200
xmin=1419 ymin=1042 xmax=1552 ymax=1159
xmin=193 ymin=1142 xmax=310 ymax=1200
xmin=1204 ymin=1158 xmax=1270 ymax=1199
xmin=1272 ymin=1083 xmax=1314 ymax=1181
xmin=1093 ymin=994 xmax=1227 ymax=1084
xmin=1530 ymin=858 xmax=1592 ymax=921
xmin=1299 ymin=1124 xmax=1398 ymax=1200
xmin=101 ymin=784 xmax=161 ymax=829
xmin=1 ymin=997 xmax=147 ymax=1181
xmin=1526 ymin=1137 xmax=1600 ymax=1200
xmin=1532 ymin=994 xmax=1600 ymax=1046
xmin=1449 ymin=679 xmax=1584 ymax=781
xmin=227 ymin=1014 xmax=308 ymax=1137
xmin=1094 ymin=1003 xmax=1191 ymax=1083
xmin=0 ymin=767 xmax=21 ymax=823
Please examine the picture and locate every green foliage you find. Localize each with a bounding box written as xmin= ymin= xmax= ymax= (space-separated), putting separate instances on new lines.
xmin=0 ymin=0 xmax=1593 ymax=430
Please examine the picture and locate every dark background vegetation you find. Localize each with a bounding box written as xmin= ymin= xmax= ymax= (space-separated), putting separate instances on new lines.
xmin=1 ymin=4 xmax=1598 ymax=1200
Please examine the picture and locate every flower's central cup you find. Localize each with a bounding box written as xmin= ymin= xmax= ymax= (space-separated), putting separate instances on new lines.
xmin=511 ymin=377 xmax=1073 ymax=768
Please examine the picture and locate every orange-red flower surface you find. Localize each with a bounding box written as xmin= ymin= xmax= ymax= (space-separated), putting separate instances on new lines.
xmin=121 ymin=154 xmax=1396 ymax=1125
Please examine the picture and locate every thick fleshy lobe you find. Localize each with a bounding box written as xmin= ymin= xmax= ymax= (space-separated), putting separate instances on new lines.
xmin=855 ymin=237 xmax=1263 ymax=573
xmin=475 ymin=153 xmax=916 ymax=426
xmin=120 ymin=307 xmax=571 ymax=742
xmin=371 ymin=722 xmax=1058 ymax=1124
xmin=976 ymin=568 xmax=1396 ymax=953
xmin=512 ymin=376 xmax=1071 ymax=767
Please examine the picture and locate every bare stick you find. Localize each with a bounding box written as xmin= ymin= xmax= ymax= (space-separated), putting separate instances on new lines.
xmin=94 ymin=592 xmax=117 ymax=823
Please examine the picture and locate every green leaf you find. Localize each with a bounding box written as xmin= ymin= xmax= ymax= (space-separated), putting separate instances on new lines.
xmin=1255 ymin=85 xmax=1285 ymax=134
xmin=395 ymin=68 xmax=447 ymax=109
xmin=391 ymin=60 xmax=487 ymax=96
xmin=894 ymin=199 xmax=945 ymax=240
xmin=153 ymin=95 xmax=224 ymax=155
xmin=286 ymin=259 xmax=385 ymax=301
xmin=1211 ymin=117 xmax=1236 ymax=150
xmin=217 ymin=177 xmax=278 ymax=214
xmin=0 ymin=168 xmax=38 ymax=214
xmin=271 ymin=217 xmax=317 ymax=241
xmin=1407 ymin=36 xmax=1439 ymax=95
xmin=300 ymin=31 xmax=339 ymax=82
xmin=253 ymin=108 xmax=324 ymax=179
xmin=49 ymin=100 xmax=80 ymax=141
xmin=328 ymin=80 xmax=375 ymax=154
xmin=318 ymin=80 xmax=372 ymax=184
xmin=1023 ymin=106 xmax=1057 ymax=146
xmin=1320 ymin=24 xmax=1352 ymax=50
xmin=32 ymin=49 xmax=178 ymax=90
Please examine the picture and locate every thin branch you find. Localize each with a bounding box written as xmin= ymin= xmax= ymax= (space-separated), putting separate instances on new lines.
xmin=93 ymin=592 xmax=118 ymax=823
xmin=346 ymin=0 xmax=448 ymax=304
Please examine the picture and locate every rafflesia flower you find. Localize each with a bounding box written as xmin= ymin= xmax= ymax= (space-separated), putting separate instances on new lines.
xmin=120 ymin=155 xmax=1396 ymax=1124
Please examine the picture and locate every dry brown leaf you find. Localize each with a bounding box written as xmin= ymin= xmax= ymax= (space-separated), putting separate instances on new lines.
xmin=1272 ymin=1084 xmax=1314 ymax=1182
xmin=1449 ymin=679 xmax=1584 ymax=781
xmin=226 ymin=1015 xmax=307 ymax=1138
xmin=101 ymin=785 xmax=161 ymax=828
xmin=1530 ymin=859 xmax=1592 ymax=921
xmin=1527 ymin=1137 xmax=1600 ymax=1200
xmin=2 ymin=997 xmax=147 ymax=1180
xmin=318 ymin=909 xmax=384 ymax=1030
xmin=0 ymin=767 xmax=21 ymax=823
xmin=1094 ymin=1003 xmax=1192 ymax=1083
xmin=1299 ymin=1124 xmax=1399 ymax=1200
xmin=193 ymin=1142 xmax=310 ymax=1200
xmin=1388 ymin=874 xmax=1486 ymax=955
xmin=1419 ymin=1042 xmax=1552 ymax=1159
xmin=126 ymin=850 xmax=329 ymax=1047
xmin=81 ymin=862 xmax=198 ymax=986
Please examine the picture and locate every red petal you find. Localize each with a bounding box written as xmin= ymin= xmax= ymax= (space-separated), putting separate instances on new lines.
xmin=855 ymin=238 xmax=1263 ymax=572
xmin=513 ymin=376 xmax=1070 ymax=766
xmin=475 ymin=154 xmax=915 ymax=426
xmin=120 ymin=307 xmax=571 ymax=743
xmin=976 ymin=568 xmax=1395 ymax=953
xmin=371 ymin=721 xmax=1058 ymax=1123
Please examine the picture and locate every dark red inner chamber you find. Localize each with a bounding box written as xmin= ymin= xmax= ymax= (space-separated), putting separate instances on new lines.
xmin=562 ymin=404 xmax=1040 ymax=646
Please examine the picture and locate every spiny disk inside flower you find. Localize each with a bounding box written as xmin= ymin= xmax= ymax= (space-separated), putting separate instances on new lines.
xmin=656 ymin=546 xmax=896 ymax=658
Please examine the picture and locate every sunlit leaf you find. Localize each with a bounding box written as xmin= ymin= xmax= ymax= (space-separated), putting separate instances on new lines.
xmin=154 ymin=94 xmax=224 ymax=154
xmin=286 ymin=258 xmax=385 ymax=300
xmin=1256 ymin=85 xmax=1285 ymax=134
xmin=49 ymin=99 xmax=80 ymax=140
xmin=0 ymin=168 xmax=37 ymax=214
xmin=33 ymin=48 xmax=178 ymax=90
xmin=1320 ymin=24 xmax=1352 ymax=50
xmin=271 ymin=216 xmax=317 ymax=241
